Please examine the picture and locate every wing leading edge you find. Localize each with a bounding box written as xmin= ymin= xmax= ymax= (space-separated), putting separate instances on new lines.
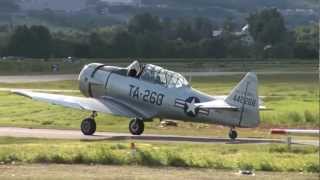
xmin=12 ymin=90 xmax=141 ymax=118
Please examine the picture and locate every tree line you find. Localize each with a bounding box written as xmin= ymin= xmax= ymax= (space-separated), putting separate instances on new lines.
xmin=0 ymin=8 xmax=318 ymax=59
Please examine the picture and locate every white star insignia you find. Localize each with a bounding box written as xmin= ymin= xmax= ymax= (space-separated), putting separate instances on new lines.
xmin=186 ymin=98 xmax=197 ymax=115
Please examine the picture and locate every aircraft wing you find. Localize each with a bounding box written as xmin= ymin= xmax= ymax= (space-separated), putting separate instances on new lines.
xmin=12 ymin=90 xmax=142 ymax=118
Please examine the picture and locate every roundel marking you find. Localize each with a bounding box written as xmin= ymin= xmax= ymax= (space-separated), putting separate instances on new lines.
xmin=184 ymin=97 xmax=200 ymax=117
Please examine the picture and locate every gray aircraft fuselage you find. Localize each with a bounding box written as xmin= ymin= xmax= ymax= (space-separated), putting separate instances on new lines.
xmin=79 ymin=63 xmax=259 ymax=128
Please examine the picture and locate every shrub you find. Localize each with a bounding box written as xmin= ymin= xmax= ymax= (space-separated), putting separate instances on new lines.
xmin=269 ymin=144 xmax=288 ymax=153
xmin=167 ymin=152 xmax=188 ymax=167
xmin=41 ymin=120 xmax=54 ymax=125
xmin=110 ymin=144 xmax=127 ymax=150
xmin=137 ymin=149 xmax=163 ymax=166
xmin=238 ymin=161 xmax=254 ymax=171
xmin=50 ymin=153 xmax=68 ymax=164
xmin=304 ymin=110 xmax=316 ymax=123
xmin=269 ymin=144 xmax=318 ymax=154
xmin=96 ymin=148 xmax=121 ymax=165
xmin=260 ymin=160 xmax=274 ymax=171
xmin=34 ymin=153 xmax=50 ymax=163
xmin=72 ymin=152 xmax=92 ymax=164
xmin=288 ymin=112 xmax=303 ymax=123
xmin=208 ymin=158 xmax=228 ymax=169
xmin=305 ymin=162 xmax=320 ymax=173
xmin=1 ymin=153 xmax=20 ymax=164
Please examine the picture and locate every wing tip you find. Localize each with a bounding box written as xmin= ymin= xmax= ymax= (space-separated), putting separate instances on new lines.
xmin=11 ymin=90 xmax=32 ymax=99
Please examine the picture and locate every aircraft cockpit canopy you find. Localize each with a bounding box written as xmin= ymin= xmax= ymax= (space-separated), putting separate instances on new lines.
xmin=140 ymin=64 xmax=189 ymax=88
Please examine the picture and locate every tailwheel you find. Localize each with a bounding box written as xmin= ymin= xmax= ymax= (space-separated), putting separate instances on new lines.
xmin=81 ymin=111 xmax=97 ymax=135
xmin=129 ymin=118 xmax=144 ymax=135
xmin=228 ymin=128 xmax=238 ymax=140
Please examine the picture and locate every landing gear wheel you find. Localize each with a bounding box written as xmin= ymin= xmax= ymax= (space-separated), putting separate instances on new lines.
xmin=129 ymin=118 xmax=144 ymax=135
xmin=229 ymin=129 xmax=238 ymax=140
xmin=81 ymin=118 xmax=96 ymax=135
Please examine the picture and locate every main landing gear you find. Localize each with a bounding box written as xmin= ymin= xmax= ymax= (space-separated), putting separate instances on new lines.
xmin=228 ymin=127 xmax=238 ymax=140
xmin=129 ymin=118 xmax=144 ymax=135
xmin=81 ymin=111 xmax=97 ymax=135
xmin=80 ymin=111 xmax=145 ymax=136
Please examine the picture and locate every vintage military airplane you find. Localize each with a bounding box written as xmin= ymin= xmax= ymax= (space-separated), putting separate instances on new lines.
xmin=13 ymin=61 xmax=265 ymax=140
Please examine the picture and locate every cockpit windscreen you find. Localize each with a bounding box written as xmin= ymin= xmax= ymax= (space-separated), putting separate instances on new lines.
xmin=140 ymin=64 xmax=189 ymax=88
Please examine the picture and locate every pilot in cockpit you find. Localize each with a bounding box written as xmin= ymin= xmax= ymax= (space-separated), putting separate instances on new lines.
xmin=127 ymin=60 xmax=142 ymax=78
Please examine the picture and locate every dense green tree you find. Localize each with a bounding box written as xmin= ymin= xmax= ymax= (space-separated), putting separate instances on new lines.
xmin=247 ymin=8 xmax=286 ymax=45
xmin=222 ymin=17 xmax=236 ymax=33
xmin=193 ymin=17 xmax=213 ymax=40
xmin=2 ymin=12 xmax=317 ymax=59
xmin=176 ymin=19 xmax=198 ymax=42
xmin=161 ymin=17 xmax=176 ymax=40
xmin=198 ymin=38 xmax=227 ymax=58
xmin=74 ymin=43 xmax=90 ymax=58
xmin=29 ymin=26 xmax=52 ymax=58
xmin=293 ymin=24 xmax=319 ymax=59
xmin=247 ymin=8 xmax=296 ymax=58
xmin=89 ymin=32 xmax=108 ymax=58
xmin=111 ymin=30 xmax=136 ymax=57
xmin=7 ymin=25 xmax=52 ymax=58
xmin=51 ymin=38 xmax=75 ymax=58
xmin=7 ymin=26 xmax=33 ymax=57
xmin=226 ymin=38 xmax=250 ymax=58
xmin=128 ymin=13 xmax=162 ymax=34
xmin=135 ymin=32 xmax=165 ymax=58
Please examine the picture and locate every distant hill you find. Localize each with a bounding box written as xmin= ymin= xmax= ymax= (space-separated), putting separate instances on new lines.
xmin=19 ymin=0 xmax=87 ymax=12
xmin=0 ymin=0 xmax=317 ymax=30
xmin=137 ymin=0 xmax=319 ymax=26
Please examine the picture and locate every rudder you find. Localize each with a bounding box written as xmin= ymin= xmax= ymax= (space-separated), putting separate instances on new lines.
xmin=225 ymin=72 xmax=260 ymax=127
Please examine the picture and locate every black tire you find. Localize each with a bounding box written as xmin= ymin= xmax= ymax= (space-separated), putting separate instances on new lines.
xmin=229 ymin=130 xmax=238 ymax=140
xmin=81 ymin=118 xmax=96 ymax=135
xmin=129 ymin=118 xmax=144 ymax=135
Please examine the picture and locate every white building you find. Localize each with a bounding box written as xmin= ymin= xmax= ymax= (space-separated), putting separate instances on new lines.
xmin=212 ymin=24 xmax=254 ymax=45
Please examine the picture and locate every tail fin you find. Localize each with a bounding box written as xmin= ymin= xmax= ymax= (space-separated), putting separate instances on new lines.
xmin=225 ymin=72 xmax=260 ymax=127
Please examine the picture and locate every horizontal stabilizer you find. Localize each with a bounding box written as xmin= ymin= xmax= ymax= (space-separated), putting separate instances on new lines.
xmin=195 ymin=100 xmax=238 ymax=110
xmin=259 ymin=106 xmax=273 ymax=111
xmin=196 ymin=100 xmax=268 ymax=111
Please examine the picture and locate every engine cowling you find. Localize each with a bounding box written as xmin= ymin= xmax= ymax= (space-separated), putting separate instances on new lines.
xmin=78 ymin=63 xmax=104 ymax=97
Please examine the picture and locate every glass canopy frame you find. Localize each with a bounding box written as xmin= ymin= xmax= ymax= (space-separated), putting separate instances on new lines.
xmin=140 ymin=64 xmax=189 ymax=88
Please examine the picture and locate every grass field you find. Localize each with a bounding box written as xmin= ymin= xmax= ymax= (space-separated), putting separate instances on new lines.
xmin=0 ymin=137 xmax=318 ymax=173
xmin=0 ymin=73 xmax=317 ymax=138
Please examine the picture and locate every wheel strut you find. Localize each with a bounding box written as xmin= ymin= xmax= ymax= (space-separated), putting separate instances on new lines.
xmin=90 ymin=111 xmax=98 ymax=118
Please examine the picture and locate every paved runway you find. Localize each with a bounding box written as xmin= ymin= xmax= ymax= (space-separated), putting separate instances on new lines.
xmin=0 ymin=74 xmax=77 ymax=83
xmin=0 ymin=88 xmax=78 ymax=93
xmin=0 ymin=127 xmax=317 ymax=146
